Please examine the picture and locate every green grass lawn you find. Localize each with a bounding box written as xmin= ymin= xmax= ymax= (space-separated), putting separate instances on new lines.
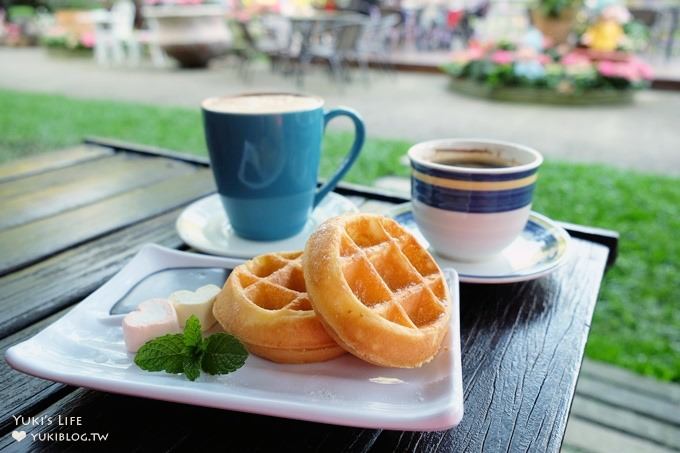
xmin=2 ymin=89 xmax=679 ymax=382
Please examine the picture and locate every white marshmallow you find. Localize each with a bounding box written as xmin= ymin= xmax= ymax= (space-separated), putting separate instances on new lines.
xmin=170 ymin=284 xmax=221 ymax=331
xmin=123 ymin=298 xmax=181 ymax=353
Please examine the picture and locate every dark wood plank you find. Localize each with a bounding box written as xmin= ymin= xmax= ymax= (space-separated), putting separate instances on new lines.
xmin=556 ymin=222 xmax=619 ymax=267
xmin=0 ymin=154 xmax=123 ymax=201
xmin=0 ymin=145 xmax=112 ymax=183
xmin=371 ymin=239 xmax=609 ymax=453
xmin=335 ymin=181 xmax=412 ymax=205
xmin=0 ymin=169 xmax=215 ymax=277
xmin=0 ymin=310 xmax=73 ymax=436
xmin=0 ymin=208 xmax=187 ymax=339
xmin=0 ymin=389 xmax=381 ymax=452
xmin=85 ymin=136 xmax=211 ymax=166
xmin=0 ymin=154 xmax=197 ymax=230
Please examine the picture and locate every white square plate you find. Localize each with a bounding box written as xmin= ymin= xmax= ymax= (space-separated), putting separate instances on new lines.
xmin=5 ymin=244 xmax=464 ymax=431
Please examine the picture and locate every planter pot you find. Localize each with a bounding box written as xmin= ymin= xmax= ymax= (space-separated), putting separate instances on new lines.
xmin=448 ymin=77 xmax=634 ymax=105
xmin=143 ymin=5 xmax=230 ymax=68
xmin=530 ymin=8 xmax=577 ymax=45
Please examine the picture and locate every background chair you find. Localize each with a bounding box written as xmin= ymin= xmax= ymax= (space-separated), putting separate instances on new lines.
xmin=300 ymin=16 xmax=367 ymax=86
xmin=357 ymin=13 xmax=401 ymax=74
xmin=95 ymin=0 xmax=166 ymax=67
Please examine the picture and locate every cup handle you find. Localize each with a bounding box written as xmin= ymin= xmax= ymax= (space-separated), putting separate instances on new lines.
xmin=314 ymin=107 xmax=365 ymax=207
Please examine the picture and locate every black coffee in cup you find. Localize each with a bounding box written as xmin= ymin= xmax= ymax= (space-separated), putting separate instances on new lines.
xmin=432 ymin=150 xmax=515 ymax=169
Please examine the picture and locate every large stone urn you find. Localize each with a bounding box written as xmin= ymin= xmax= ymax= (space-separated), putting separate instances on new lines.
xmin=143 ymin=5 xmax=230 ymax=68
xmin=530 ymin=8 xmax=578 ymax=45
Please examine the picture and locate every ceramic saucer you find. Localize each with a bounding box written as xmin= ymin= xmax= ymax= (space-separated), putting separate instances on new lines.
xmin=176 ymin=193 xmax=358 ymax=258
xmin=388 ymin=203 xmax=571 ymax=284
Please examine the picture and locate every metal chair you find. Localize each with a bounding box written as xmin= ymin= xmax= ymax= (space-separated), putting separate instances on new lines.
xmin=300 ymin=17 xmax=367 ymax=86
xmin=357 ymin=13 xmax=401 ymax=74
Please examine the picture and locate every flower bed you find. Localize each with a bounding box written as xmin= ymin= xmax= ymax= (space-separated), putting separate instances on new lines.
xmin=443 ymin=43 xmax=653 ymax=105
xmin=42 ymin=33 xmax=94 ymax=57
xmin=41 ymin=9 xmax=95 ymax=58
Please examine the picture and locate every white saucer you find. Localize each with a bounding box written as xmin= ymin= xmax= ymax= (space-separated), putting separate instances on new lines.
xmin=388 ymin=203 xmax=571 ymax=284
xmin=176 ymin=193 xmax=358 ymax=258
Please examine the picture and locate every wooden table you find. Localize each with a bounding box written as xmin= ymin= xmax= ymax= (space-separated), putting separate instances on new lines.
xmin=0 ymin=138 xmax=617 ymax=452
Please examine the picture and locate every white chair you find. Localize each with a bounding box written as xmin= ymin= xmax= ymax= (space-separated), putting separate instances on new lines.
xmin=93 ymin=0 xmax=166 ymax=67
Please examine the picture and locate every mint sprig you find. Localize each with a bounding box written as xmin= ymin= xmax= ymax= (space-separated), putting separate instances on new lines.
xmin=133 ymin=334 xmax=185 ymax=374
xmin=202 ymin=334 xmax=248 ymax=375
xmin=134 ymin=315 xmax=247 ymax=381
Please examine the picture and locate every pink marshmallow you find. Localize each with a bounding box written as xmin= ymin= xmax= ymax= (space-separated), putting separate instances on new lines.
xmin=122 ymin=298 xmax=181 ymax=353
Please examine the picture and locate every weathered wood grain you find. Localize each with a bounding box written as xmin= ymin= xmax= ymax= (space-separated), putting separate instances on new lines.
xmin=371 ymin=240 xmax=609 ymax=453
xmin=0 ymin=169 xmax=215 ymax=276
xmin=0 ymin=154 xmax=197 ymax=231
xmin=0 ymin=208 xmax=186 ymax=339
xmin=0 ymin=146 xmax=112 ymax=183
xmin=0 ymin=154 xmax=118 ymax=201
xmin=0 ymin=310 xmax=72 ymax=436
xmin=85 ymin=136 xmax=210 ymax=166
xmin=0 ymin=389 xmax=382 ymax=452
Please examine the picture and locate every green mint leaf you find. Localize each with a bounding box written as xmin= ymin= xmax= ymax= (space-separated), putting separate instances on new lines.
xmin=201 ymin=333 xmax=248 ymax=375
xmin=183 ymin=356 xmax=201 ymax=381
xmin=183 ymin=315 xmax=203 ymax=350
xmin=134 ymin=334 xmax=186 ymax=374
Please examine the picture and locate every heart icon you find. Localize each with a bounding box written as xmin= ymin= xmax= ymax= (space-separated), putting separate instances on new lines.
xmin=12 ymin=431 xmax=27 ymax=442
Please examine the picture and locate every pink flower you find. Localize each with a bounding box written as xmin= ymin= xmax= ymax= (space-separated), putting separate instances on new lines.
xmin=597 ymin=57 xmax=654 ymax=82
xmin=537 ymin=53 xmax=551 ymax=65
xmin=467 ymin=46 xmax=484 ymax=60
xmin=491 ymin=50 xmax=514 ymax=65
xmin=79 ymin=31 xmax=95 ymax=48
xmin=597 ymin=60 xmax=640 ymax=81
xmin=562 ymin=52 xmax=590 ymax=66
xmin=516 ymin=47 xmax=551 ymax=65
xmin=452 ymin=46 xmax=485 ymax=64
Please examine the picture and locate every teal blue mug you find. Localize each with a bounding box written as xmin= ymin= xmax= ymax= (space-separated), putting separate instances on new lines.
xmin=202 ymin=93 xmax=365 ymax=241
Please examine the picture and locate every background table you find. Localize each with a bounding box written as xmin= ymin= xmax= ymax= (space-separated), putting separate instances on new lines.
xmin=0 ymin=138 xmax=617 ymax=452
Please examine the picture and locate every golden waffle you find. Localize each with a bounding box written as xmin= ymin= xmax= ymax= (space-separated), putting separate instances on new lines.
xmin=303 ymin=214 xmax=451 ymax=368
xmin=213 ymin=251 xmax=345 ymax=363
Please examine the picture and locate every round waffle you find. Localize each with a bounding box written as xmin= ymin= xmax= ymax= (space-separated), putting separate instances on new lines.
xmin=303 ymin=214 xmax=451 ymax=368
xmin=213 ymin=251 xmax=345 ymax=363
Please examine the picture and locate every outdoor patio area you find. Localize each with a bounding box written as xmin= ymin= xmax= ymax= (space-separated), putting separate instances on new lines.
xmin=2 ymin=46 xmax=680 ymax=175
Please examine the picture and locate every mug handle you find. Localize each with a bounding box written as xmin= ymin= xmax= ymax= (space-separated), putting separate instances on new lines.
xmin=314 ymin=107 xmax=365 ymax=207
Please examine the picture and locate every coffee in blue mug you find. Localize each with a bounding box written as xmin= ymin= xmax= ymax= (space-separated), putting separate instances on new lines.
xmin=202 ymin=93 xmax=365 ymax=241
